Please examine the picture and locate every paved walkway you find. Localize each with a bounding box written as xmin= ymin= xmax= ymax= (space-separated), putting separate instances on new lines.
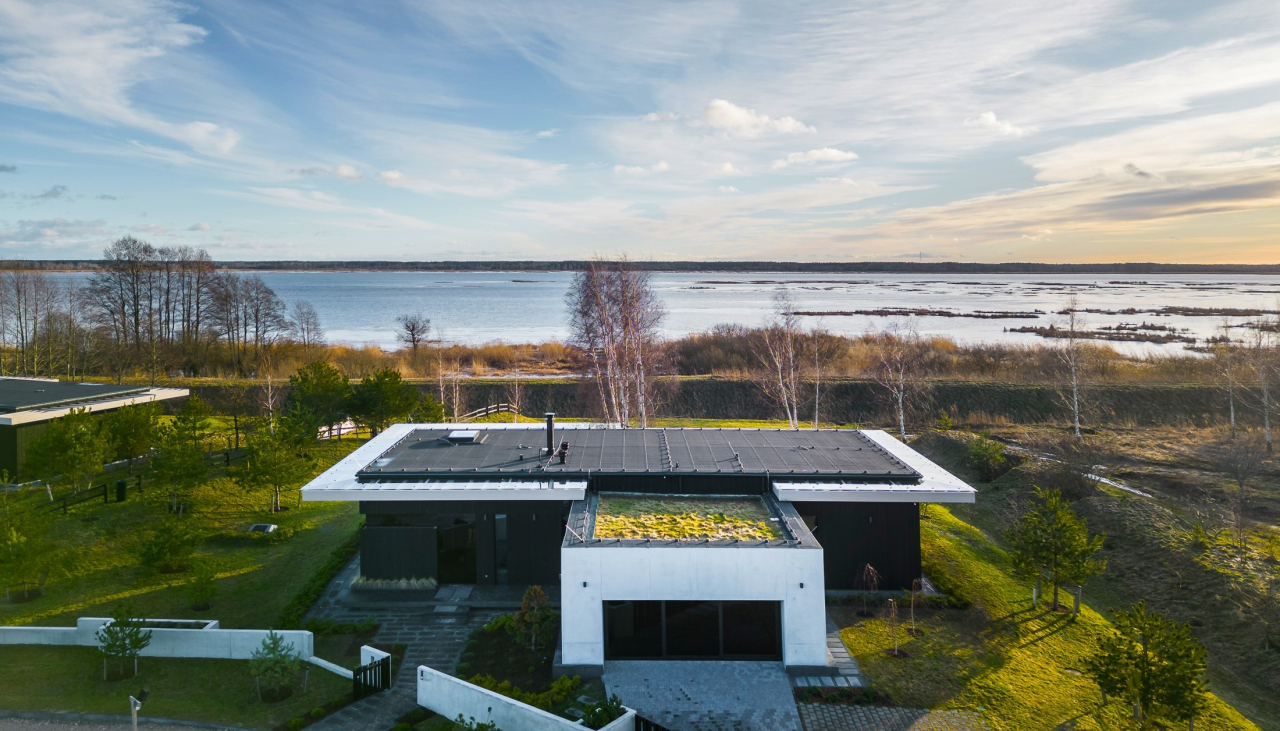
xmin=604 ymin=660 xmax=802 ymax=731
xmin=798 ymin=706 xmax=988 ymax=731
xmin=301 ymin=557 xmax=501 ymax=731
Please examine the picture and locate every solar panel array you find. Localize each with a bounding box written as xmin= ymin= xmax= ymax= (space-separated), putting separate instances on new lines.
xmin=358 ymin=427 xmax=921 ymax=482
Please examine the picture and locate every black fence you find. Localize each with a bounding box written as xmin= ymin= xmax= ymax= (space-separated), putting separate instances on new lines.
xmin=634 ymin=715 xmax=676 ymax=731
xmin=353 ymin=655 xmax=391 ymax=701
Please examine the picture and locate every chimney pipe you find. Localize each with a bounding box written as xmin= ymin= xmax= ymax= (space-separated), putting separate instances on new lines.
xmin=545 ymin=412 xmax=555 ymax=453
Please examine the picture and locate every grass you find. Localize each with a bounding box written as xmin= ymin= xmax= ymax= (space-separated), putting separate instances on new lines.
xmin=594 ymin=495 xmax=782 ymax=540
xmin=0 ymin=646 xmax=350 ymax=729
xmin=836 ymin=503 xmax=1259 ymax=730
xmin=0 ymin=436 xmax=370 ymax=729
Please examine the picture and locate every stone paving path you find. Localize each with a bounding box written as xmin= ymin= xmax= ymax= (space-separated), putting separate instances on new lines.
xmin=798 ymin=706 xmax=989 ymax=731
xmin=604 ymin=660 xmax=802 ymax=731
xmin=792 ymin=614 xmax=865 ymax=690
xmin=301 ymin=557 xmax=500 ymax=731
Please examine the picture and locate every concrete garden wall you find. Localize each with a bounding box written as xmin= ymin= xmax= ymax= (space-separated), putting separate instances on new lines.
xmin=416 ymin=665 xmax=635 ymax=731
xmin=0 ymin=617 xmax=313 ymax=661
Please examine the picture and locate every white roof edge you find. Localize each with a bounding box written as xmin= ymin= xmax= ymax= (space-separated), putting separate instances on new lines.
xmin=856 ymin=430 xmax=976 ymax=503
xmin=0 ymin=387 xmax=189 ymax=426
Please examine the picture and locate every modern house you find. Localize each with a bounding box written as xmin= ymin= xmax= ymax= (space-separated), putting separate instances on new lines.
xmin=301 ymin=417 xmax=974 ymax=674
xmin=0 ymin=377 xmax=188 ymax=479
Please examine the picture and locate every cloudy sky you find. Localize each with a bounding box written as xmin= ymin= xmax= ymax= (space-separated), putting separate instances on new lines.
xmin=2 ymin=0 xmax=1279 ymax=262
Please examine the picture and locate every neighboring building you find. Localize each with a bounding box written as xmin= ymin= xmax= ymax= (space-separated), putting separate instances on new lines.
xmin=301 ymin=417 xmax=974 ymax=674
xmin=0 ymin=377 xmax=188 ymax=479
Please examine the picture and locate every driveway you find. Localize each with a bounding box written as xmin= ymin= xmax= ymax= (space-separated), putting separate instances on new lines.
xmin=604 ymin=660 xmax=802 ymax=731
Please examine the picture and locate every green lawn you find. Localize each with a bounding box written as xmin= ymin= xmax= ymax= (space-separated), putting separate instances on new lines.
xmin=594 ymin=495 xmax=782 ymax=540
xmin=837 ymin=503 xmax=1258 ymax=730
xmin=0 ymin=645 xmax=350 ymax=729
xmin=0 ymin=437 xmax=369 ymax=729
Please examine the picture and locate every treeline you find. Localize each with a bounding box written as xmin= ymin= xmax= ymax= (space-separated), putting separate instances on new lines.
xmin=9 ymin=260 xmax=1280 ymax=274
xmin=0 ymin=238 xmax=324 ymax=381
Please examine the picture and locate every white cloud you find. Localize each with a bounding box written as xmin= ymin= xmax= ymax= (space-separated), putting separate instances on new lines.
xmin=718 ymin=185 xmax=739 ymax=193
xmin=716 ymin=162 xmax=742 ymax=176
xmin=614 ymin=160 xmax=670 ymax=175
xmin=0 ymin=0 xmax=242 ymax=156
xmin=703 ymin=99 xmax=813 ymax=138
xmin=643 ymin=112 xmax=679 ymax=122
xmin=535 ymin=128 xmax=559 ymax=138
xmin=132 ymin=223 xmax=167 ymax=235
xmin=377 ymin=170 xmax=407 ymax=185
xmin=187 ymin=221 xmax=211 ymax=231
xmin=965 ymin=112 xmax=1034 ymax=138
xmin=771 ymin=148 xmax=859 ymax=169
xmin=334 ymin=164 xmax=363 ymax=180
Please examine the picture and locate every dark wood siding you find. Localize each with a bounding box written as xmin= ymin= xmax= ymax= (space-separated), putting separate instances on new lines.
xmin=360 ymin=525 xmax=437 ymax=580
xmin=360 ymin=500 xmax=569 ymax=586
xmin=801 ymin=502 xmax=921 ymax=590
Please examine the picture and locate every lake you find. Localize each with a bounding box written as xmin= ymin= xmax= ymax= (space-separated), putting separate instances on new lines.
xmin=50 ymin=271 xmax=1277 ymax=353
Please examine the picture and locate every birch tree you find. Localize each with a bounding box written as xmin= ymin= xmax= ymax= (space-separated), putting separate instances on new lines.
xmin=871 ymin=318 xmax=922 ymax=441
xmin=1250 ymin=320 xmax=1274 ymax=452
xmin=566 ymin=258 xmax=664 ymax=427
xmin=1211 ymin=320 xmax=1239 ymax=439
xmin=750 ymin=290 xmax=802 ymax=428
xmin=1059 ymin=295 xmax=1087 ymax=439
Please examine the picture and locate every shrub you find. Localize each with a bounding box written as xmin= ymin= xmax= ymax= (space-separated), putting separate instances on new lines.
xmin=185 ymin=562 xmax=219 ymax=611
xmin=310 ymin=707 xmax=325 ymax=719
xmin=936 ymin=412 xmax=954 ymax=431
xmin=286 ymin=717 xmax=305 ymax=731
xmin=467 ymin=673 xmax=581 ymax=711
xmin=583 ymin=694 xmax=627 ymax=728
xmin=968 ymin=434 xmax=1007 ymax=482
xmin=136 ymin=517 xmax=200 ymax=574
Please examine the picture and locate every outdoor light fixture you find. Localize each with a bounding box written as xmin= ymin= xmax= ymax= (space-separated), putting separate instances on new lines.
xmin=582 ymin=581 xmax=587 ymax=587
xmin=129 ymin=688 xmax=150 ymax=731
xmin=800 ymin=582 xmax=805 ymax=588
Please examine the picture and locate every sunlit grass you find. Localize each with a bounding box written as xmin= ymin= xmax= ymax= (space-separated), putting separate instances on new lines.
xmin=594 ymin=495 xmax=782 ymax=540
xmin=837 ymin=504 xmax=1258 ymax=730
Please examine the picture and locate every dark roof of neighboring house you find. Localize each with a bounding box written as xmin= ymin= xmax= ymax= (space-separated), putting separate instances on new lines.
xmin=358 ymin=426 xmax=921 ymax=483
xmin=0 ymin=378 xmax=148 ymax=414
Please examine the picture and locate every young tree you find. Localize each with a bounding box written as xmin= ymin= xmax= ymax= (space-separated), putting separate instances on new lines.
xmin=1214 ymin=432 xmax=1268 ymax=548
xmin=250 ymin=630 xmax=302 ymax=701
xmin=871 ymin=319 xmax=923 ymax=441
xmin=751 ymin=290 xmax=802 ymax=428
xmin=347 ymin=369 xmax=420 ymax=436
xmin=288 ymin=361 xmax=351 ymax=439
xmin=1249 ymin=322 xmax=1273 ymax=452
xmin=289 ymin=300 xmax=323 ymax=356
xmin=151 ymin=396 xmax=211 ymax=514
xmin=968 ymin=434 xmax=1007 ymax=482
xmin=136 ymin=517 xmax=200 ymax=573
xmin=1058 ymin=296 xmax=1087 ymax=438
xmin=511 ymin=585 xmax=555 ymax=652
xmin=1211 ymin=320 xmax=1239 ymax=439
xmin=23 ymin=407 xmax=110 ymax=492
xmin=1085 ymin=601 xmax=1208 ymax=727
xmin=95 ymin=602 xmax=153 ymax=679
xmin=237 ymin=424 xmax=315 ymax=512
xmin=103 ymin=403 xmax=159 ymax=473
xmin=1004 ymin=486 xmax=1106 ymax=610
xmin=186 ymin=561 xmax=219 ymax=611
xmin=505 ymin=379 xmax=523 ymax=423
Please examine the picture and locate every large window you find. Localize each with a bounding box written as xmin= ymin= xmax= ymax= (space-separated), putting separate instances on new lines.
xmin=604 ymin=600 xmax=780 ymax=660
xmin=437 ymin=516 xmax=476 ymax=584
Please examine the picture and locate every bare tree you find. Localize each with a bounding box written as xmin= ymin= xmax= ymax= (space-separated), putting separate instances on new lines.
xmin=1250 ymin=321 xmax=1274 ymax=452
xmin=566 ymin=258 xmax=664 ymax=427
xmin=1211 ymin=320 xmax=1240 ymax=439
xmin=290 ymin=300 xmax=323 ymax=356
xmin=396 ymin=312 xmax=431 ymax=367
xmin=1215 ymin=432 xmax=1269 ymax=547
xmin=871 ymin=318 xmax=922 ymax=441
xmin=751 ymin=290 xmax=802 ymax=428
xmin=1058 ymin=295 xmax=1087 ymax=438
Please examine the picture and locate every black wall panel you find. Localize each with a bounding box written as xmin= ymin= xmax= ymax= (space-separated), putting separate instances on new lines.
xmin=800 ymin=502 xmax=921 ymax=590
xmin=360 ymin=525 xmax=437 ymax=581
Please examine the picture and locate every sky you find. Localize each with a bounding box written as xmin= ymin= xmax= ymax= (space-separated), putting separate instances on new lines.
xmin=1 ymin=0 xmax=1280 ymax=263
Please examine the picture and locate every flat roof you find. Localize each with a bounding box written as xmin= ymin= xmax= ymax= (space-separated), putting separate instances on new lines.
xmin=357 ymin=426 xmax=920 ymax=482
xmin=0 ymin=378 xmax=148 ymax=413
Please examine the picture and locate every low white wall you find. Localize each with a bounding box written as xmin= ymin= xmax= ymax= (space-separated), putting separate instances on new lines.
xmin=418 ymin=665 xmax=632 ymax=731
xmin=360 ymin=645 xmax=391 ymax=667
xmin=0 ymin=618 xmax=312 ymax=661
xmin=560 ymin=544 xmax=828 ymax=668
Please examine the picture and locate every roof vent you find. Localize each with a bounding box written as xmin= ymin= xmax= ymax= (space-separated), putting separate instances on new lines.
xmin=446 ymin=430 xmax=480 ymax=443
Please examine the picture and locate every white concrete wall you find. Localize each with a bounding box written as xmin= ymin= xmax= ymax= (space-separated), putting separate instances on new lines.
xmin=360 ymin=645 xmax=390 ymax=667
xmin=417 ymin=665 xmax=636 ymax=731
xmin=0 ymin=618 xmax=312 ymax=661
xmin=560 ymin=545 xmax=828 ymax=668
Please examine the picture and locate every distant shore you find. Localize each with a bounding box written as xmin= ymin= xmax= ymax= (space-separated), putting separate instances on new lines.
xmin=7 ymin=259 xmax=1280 ymax=274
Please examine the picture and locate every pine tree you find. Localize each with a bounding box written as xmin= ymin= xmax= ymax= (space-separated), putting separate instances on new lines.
xmin=250 ymin=630 xmax=301 ymax=700
xmin=152 ymin=396 xmax=211 ymax=513
xmin=1085 ymin=601 xmax=1208 ymax=727
xmin=95 ymin=602 xmax=152 ymax=679
xmin=236 ymin=423 xmax=314 ymax=512
xmin=24 ymin=408 xmax=110 ymax=492
xmin=1004 ymin=487 xmax=1106 ymax=610
xmin=288 ymin=361 xmax=351 ymax=439
xmin=347 ymin=369 xmax=421 ymax=436
xmin=103 ymin=403 xmax=158 ymax=473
